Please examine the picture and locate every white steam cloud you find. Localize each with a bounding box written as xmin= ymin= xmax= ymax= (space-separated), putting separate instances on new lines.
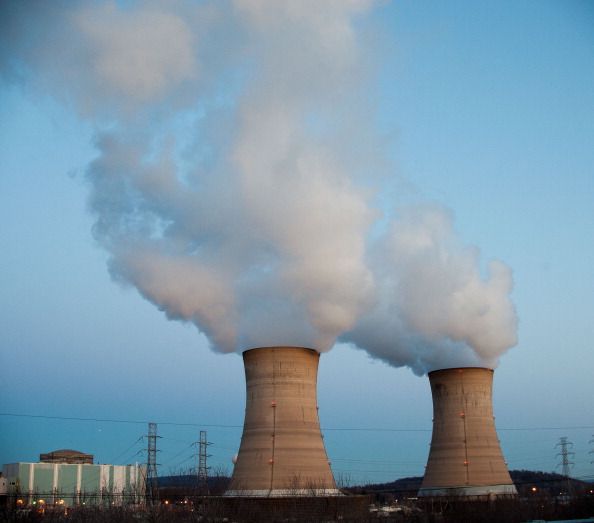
xmin=1 ymin=0 xmax=517 ymax=373
xmin=342 ymin=205 xmax=517 ymax=374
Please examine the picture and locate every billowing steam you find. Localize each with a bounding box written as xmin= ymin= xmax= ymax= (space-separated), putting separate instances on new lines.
xmin=1 ymin=1 xmax=517 ymax=373
xmin=342 ymin=205 xmax=517 ymax=374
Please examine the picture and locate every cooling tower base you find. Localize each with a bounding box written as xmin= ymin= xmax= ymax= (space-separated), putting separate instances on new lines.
xmin=225 ymin=488 xmax=342 ymax=497
xmin=418 ymin=483 xmax=518 ymax=498
xmin=419 ymin=368 xmax=517 ymax=499
xmin=228 ymin=347 xmax=339 ymax=495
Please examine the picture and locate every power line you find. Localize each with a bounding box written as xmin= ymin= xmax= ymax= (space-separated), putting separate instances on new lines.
xmin=499 ymin=426 xmax=594 ymax=432
xmin=555 ymin=436 xmax=575 ymax=496
xmin=555 ymin=436 xmax=575 ymax=478
xmin=331 ymin=457 xmax=425 ymax=465
xmin=0 ymin=412 xmax=241 ymax=429
xmin=161 ymin=443 xmax=193 ymax=463
xmin=325 ymin=427 xmax=430 ymax=432
xmin=160 ymin=436 xmax=196 ymax=444
xmin=146 ymin=422 xmax=160 ymax=506
xmin=120 ymin=449 xmax=145 ymax=466
xmin=168 ymin=454 xmax=195 ymax=473
xmin=109 ymin=436 xmax=143 ymax=464
xmin=196 ymin=430 xmax=211 ymax=494
xmin=2 ymin=412 xmax=594 ymax=433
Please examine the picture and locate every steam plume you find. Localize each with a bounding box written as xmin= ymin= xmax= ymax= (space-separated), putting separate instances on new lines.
xmin=342 ymin=205 xmax=517 ymax=374
xmin=1 ymin=1 xmax=517 ymax=372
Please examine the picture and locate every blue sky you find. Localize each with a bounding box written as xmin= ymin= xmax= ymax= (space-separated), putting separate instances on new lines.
xmin=1 ymin=1 xmax=593 ymax=485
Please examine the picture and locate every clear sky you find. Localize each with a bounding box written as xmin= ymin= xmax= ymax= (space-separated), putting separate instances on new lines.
xmin=1 ymin=1 xmax=593 ymax=486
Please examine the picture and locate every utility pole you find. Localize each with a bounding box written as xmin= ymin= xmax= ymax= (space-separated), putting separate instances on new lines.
xmin=197 ymin=430 xmax=211 ymax=495
xmin=555 ymin=436 xmax=575 ymax=496
xmin=146 ymin=422 xmax=160 ymax=505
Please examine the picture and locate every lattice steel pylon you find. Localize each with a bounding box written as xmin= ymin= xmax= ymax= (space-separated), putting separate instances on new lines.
xmin=197 ymin=430 xmax=211 ymax=495
xmin=146 ymin=422 xmax=160 ymax=504
xmin=555 ymin=436 xmax=575 ymax=495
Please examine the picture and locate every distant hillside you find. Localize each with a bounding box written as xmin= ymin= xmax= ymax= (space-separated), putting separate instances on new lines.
xmin=155 ymin=469 xmax=592 ymax=500
xmin=510 ymin=470 xmax=592 ymax=496
xmin=345 ymin=476 xmax=421 ymax=498
xmin=157 ymin=473 xmax=230 ymax=496
xmin=344 ymin=470 xmax=593 ymax=498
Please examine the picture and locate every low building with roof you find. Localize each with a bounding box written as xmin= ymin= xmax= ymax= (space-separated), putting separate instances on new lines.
xmin=2 ymin=449 xmax=145 ymax=508
xmin=0 ymin=472 xmax=7 ymax=507
xmin=39 ymin=449 xmax=94 ymax=465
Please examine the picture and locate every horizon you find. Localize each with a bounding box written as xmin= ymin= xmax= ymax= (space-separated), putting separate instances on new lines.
xmin=1 ymin=1 xmax=593 ymax=487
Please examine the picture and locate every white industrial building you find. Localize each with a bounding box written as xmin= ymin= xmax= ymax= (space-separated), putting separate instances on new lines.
xmin=2 ymin=450 xmax=145 ymax=508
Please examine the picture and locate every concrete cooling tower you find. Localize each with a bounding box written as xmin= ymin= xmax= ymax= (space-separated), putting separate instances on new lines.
xmin=226 ymin=347 xmax=341 ymax=497
xmin=418 ymin=367 xmax=517 ymax=498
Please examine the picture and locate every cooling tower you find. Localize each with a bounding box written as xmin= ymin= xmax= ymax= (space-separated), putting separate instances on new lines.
xmin=226 ymin=347 xmax=341 ymax=497
xmin=418 ymin=367 xmax=517 ymax=498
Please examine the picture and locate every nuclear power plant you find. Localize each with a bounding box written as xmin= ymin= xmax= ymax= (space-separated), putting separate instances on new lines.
xmin=2 ymin=353 xmax=523 ymax=518
xmin=225 ymin=352 xmax=517 ymax=501
xmin=418 ymin=367 xmax=517 ymax=498
xmin=226 ymin=347 xmax=340 ymax=497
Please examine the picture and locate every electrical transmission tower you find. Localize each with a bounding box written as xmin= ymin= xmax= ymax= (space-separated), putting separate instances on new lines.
xmin=555 ymin=436 xmax=575 ymax=496
xmin=589 ymin=434 xmax=594 ymax=464
xmin=146 ymin=422 xmax=160 ymax=505
xmin=197 ymin=430 xmax=211 ymax=495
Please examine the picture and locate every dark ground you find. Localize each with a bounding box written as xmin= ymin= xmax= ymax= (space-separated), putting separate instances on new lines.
xmin=1 ymin=470 xmax=592 ymax=523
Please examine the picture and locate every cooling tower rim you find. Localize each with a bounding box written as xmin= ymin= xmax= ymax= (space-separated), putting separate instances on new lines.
xmin=242 ymin=346 xmax=320 ymax=355
xmin=428 ymin=366 xmax=494 ymax=377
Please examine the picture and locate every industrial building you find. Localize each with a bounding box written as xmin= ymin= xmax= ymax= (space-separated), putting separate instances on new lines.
xmin=418 ymin=367 xmax=517 ymax=498
xmin=221 ymin=347 xmax=374 ymax=520
xmin=0 ymin=473 xmax=7 ymax=507
xmin=39 ymin=449 xmax=93 ymax=464
xmin=226 ymin=347 xmax=341 ymax=497
xmin=2 ymin=449 xmax=145 ymax=508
